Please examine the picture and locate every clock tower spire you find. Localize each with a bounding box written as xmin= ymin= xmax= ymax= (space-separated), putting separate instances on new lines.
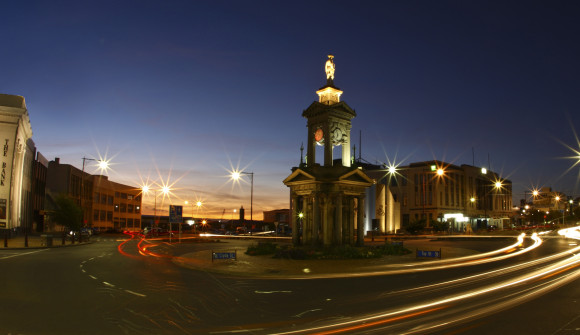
xmin=303 ymin=55 xmax=354 ymax=167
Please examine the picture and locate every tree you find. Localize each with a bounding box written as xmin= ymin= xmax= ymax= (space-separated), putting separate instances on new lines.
xmin=405 ymin=218 xmax=426 ymax=235
xmin=430 ymin=220 xmax=448 ymax=233
xmin=52 ymin=194 xmax=83 ymax=233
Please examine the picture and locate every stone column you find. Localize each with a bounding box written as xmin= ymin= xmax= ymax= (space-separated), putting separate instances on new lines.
xmin=303 ymin=196 xmax=311 ymax=244
xmin=349 ymin=197 xmax=356 ymax=245
xmin=291 ymin=195 xmax=299 ymax=245
xmin=357 ymin=196 xmax=365 ymax=246
xmin=334 ymin=193 xmax=343 ymax=245
xmin=307 ymin=125 xmax=315 ymax=167
xmin=342 ymin=127 xmax=351 ymax=167
xmin=312 ymin=194 xmax=320 ymax=246
xmin=324 ymin=124 xmax=333 ymax=166
xmin=322 ymin=195 xmax=332 ymax=246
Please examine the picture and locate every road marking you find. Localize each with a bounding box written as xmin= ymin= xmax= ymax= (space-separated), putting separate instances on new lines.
xmin=294 ymin=309 xmax=322 ymax=318
xmin=103 ymin=281 xmax=115 ymax=287
xmin=0 ymin=249 xmax=48 ymax=259
xmin=255 ymin=290 xmax=292 ymax=294
xmin=89 ymin=275 xmax=98 ymax=280
xmin=124 ymin=290 xmax=147 ymax=297
xmin=209 ymin=329 xmax=265 ymax=334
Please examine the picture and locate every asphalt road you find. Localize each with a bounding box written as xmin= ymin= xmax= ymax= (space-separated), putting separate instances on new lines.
xmin=0 ymin=232 xmax=578 ymax=334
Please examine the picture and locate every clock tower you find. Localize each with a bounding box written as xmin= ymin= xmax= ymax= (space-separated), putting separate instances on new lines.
xmin=284 ymin=56 xmax=373 ymax=247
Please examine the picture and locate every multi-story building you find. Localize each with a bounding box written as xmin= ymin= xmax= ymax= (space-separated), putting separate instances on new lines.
xmin=365 ymin=160 xmax=513 ymax=233
xmin=0 ymin=94 xmax=34 ymax=232
xmin=263 ymin=209 xmax=290 ymax=225
xmin=46 ymin=158 xmax=142 ymax=232
xmin=263 ymin=208 xmax=290 ymax=232
xmin=89 ymin=174 xmax=142 ymax=232
xmin=531 ymin=187 xmax=566 ymax=213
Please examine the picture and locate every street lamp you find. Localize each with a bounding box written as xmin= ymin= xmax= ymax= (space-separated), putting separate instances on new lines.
xmin=81 ymin=157 xmax=110 ymax=227
xmin=231 ymin=171 xmax=254 ymax=221
xmin=141 ymin=185 xmax=170 ymax=228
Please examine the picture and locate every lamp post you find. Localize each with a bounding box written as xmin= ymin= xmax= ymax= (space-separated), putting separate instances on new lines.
xmin=231 ymin=171 xmax=254 ymax=221
xmin=142 ymin=185 xmax=170 ymax=229
xmin=81 ymin=157 xmax=109 ymax=229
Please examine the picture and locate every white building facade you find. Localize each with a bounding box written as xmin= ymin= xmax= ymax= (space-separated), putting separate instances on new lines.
xmin=0 ymin=94 xmax=33 ymax=230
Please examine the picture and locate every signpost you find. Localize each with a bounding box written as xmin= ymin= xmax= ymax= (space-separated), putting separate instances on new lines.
xmin=169 ymin=205 xmax=183 ymax=243
xmin=416 ymin=248 xmax=442 ymax=259
xmin=212 ymin=250 xmax=237 ymax=262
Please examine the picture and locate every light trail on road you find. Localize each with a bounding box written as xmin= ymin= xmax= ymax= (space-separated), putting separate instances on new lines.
xmin=270 ymin=227 xmax=580 ymax=334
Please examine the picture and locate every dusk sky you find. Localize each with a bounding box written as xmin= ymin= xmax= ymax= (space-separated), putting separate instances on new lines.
xmin=2 ymin=1 xmax=580 ymax=219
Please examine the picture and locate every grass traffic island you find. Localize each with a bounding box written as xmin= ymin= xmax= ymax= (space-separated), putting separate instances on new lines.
xmin=245 ymin=241 xmax=411 ymax=260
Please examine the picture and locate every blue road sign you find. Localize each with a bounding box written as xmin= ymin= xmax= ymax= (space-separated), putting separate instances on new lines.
xmin=416 ymin=249 xmax=441 ymax=258
xmin=169 ymin=205 xmax=183 ymax=223
xmin=212 ymin=250 xmax=237 ymax=262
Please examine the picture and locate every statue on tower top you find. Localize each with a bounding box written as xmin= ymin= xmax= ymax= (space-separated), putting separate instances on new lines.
xmin=325 ymin=55 xmax=335 ymax=85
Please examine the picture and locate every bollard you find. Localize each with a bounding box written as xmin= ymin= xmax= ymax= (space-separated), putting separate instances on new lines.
xmin=3 ymin=231 xmax=7 ymax=248
xmin=24 ymin=232 xmax=28 ymax=247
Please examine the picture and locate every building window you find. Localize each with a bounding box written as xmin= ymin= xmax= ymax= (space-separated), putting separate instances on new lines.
xmin=135 ymin=205 xmax=140 ymax=214
xmin=108 ymin=196 xmax=114 ymax=205
xmin=120 ymin=203 xmax=126 ymax=213
xmin=128 ymin=194 xmax=134 ymax=200
xmin=114 ymin=204 xmax=119 ymax=212
xmin=107 ymin=211 xmax=113 ymax=222
xmin=128 ymin=204 xmax=134 ymax=213
xmin=115 ymin=192 xmax=120 ymax=198
xmin=101 ymin=194 xmax=107 ymax=204
xmin=93 ymin=209 xmax=99 ymax=221
xmin=121 ymin=193 xmax=128 ymax=200
xmin=94 ymin=192 xmax=99 ymax=203
xmin=100 ymin=210 xmax=106 ymax=221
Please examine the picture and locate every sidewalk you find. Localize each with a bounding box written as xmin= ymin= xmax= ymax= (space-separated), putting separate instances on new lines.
xmin=0 ymin=234 xmax=91 ymax=249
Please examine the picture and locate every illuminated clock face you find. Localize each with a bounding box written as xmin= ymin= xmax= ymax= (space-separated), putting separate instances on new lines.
xmin=314 ymin=128 xmax=323 ymax=142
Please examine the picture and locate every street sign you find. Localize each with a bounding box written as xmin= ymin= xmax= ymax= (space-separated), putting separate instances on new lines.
xmin=416 ymin=248 xmax=441 ymax=259
xmin=169 ymin=205 xmax=183 ymax=223
xmin=212 ymin=250 xmax=237 ymax=262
